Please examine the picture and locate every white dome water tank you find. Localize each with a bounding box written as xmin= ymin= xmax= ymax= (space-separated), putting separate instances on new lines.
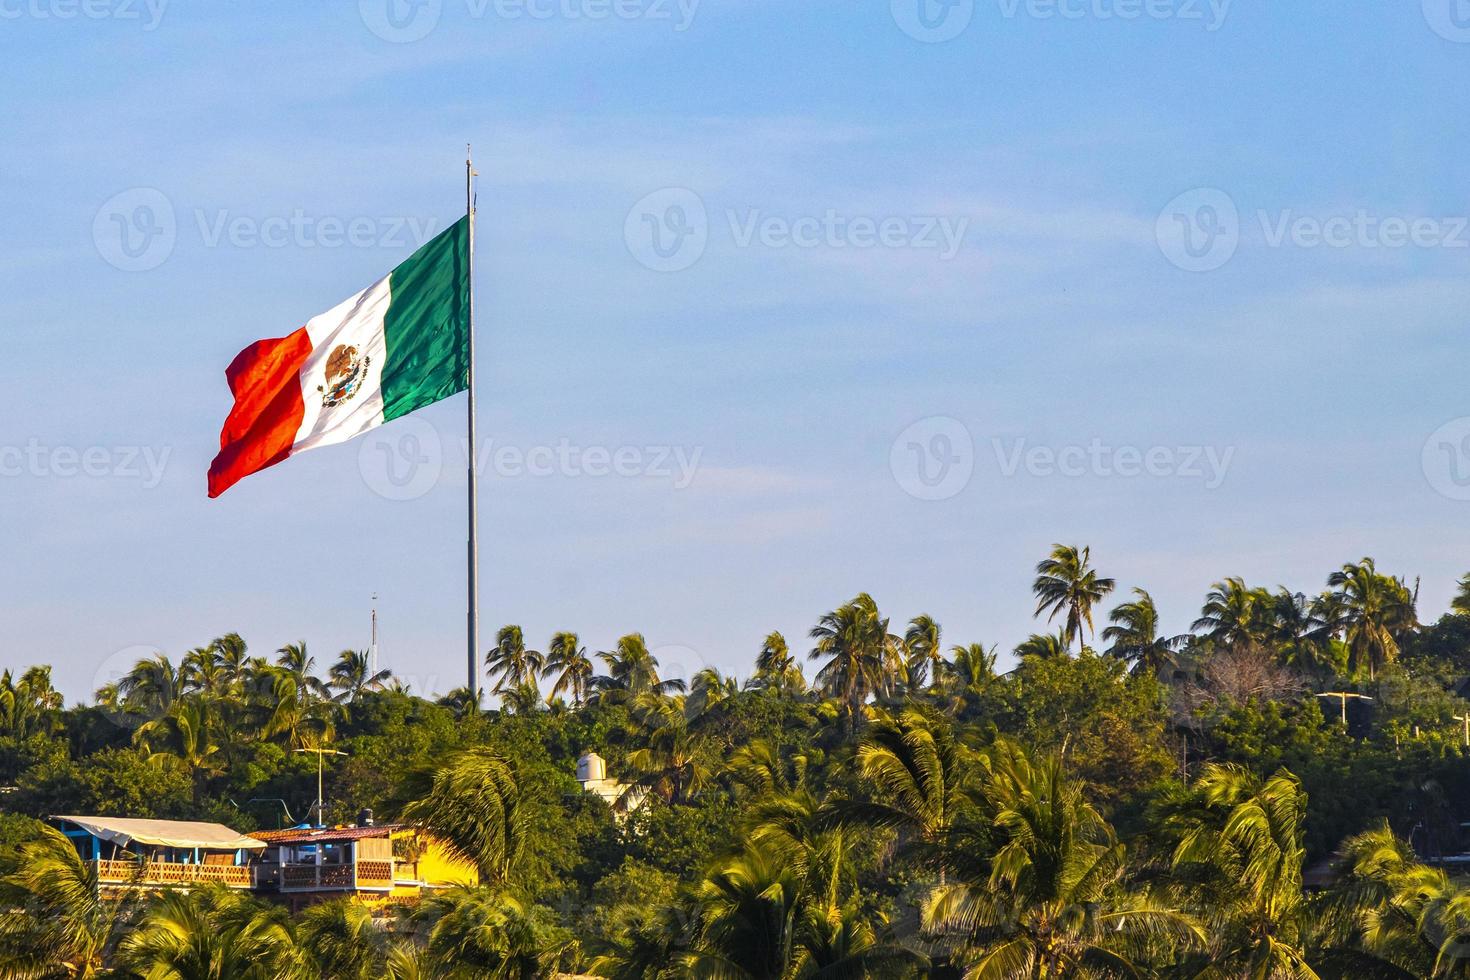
xmin=577 ymin=752 xmax=606 ymax=783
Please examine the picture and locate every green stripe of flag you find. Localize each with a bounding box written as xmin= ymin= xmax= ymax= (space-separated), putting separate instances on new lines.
xmin=382 ymin=215 xmax=470 ymax=422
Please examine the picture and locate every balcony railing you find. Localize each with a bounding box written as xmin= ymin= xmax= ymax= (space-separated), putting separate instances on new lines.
xmin=277 ymin=861 xmax=395 ymax=892
xmin=96 ymin=859 xmax=253 ymax=889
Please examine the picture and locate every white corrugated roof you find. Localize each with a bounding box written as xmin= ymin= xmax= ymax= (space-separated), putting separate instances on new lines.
xmin=55 ymin=816 xmax=266 ymax=851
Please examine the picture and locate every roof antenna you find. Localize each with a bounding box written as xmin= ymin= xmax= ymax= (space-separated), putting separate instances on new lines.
xmin=371 ymin=592 xmax=379 ymax=678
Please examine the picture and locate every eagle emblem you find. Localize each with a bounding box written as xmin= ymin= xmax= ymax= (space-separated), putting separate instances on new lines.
xmin=319 ymin=344 xmax=370 ymax=409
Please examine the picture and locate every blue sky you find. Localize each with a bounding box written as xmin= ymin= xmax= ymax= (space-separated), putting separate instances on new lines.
xmin=4 ymin=0 xmax=1470 ymax=701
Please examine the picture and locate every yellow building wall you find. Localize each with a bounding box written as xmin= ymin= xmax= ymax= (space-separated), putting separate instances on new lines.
xmin=417 ymin=838 xmax=479 ymax=887
xmin=386 ymin=830 xmax=478 ymax=900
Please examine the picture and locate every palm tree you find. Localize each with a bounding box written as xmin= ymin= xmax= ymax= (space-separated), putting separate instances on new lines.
xmin=1192 ymin=577 xmax=1271 ymax=651
xmin=794 ymin=903 xmax=924 ymax=978
xmin=755 ymin=630 xmax=792 ymax=678
xmin=809 ymin=593 xmax=903 ymax=732
xmin=904 ymin=615 xmax=944 ymax=691
xmin=1031 ymin=544 xmax=1115 ymax=651
xmin=1327 ymin=558 xmax=1418 ymax=680
xmin=543 ymin=631 xmax=593 ymax=707
xmin=498 ymin=681 xmax=544 ymax=716
xmin=1165 ymin=763 xmax=1316 ymax=978
xmin=939 ymin=643 xmax=999 ymax=711
xmin=1013 ymin=630 xmax=1069 ymax=661
xmin=1101 ymin=588 xmax=1185 ymax=676
xmin=593 ymin=634 xmax=686 ymax=703
xmin=261 ymin=669 xmax=338 ymax=751
xmin=408 ymin=886 xmax=574 ymax=979
xmin=589 ymin=895 xmax=701 ymax=980
xmin=0 ymin=823 xmax=140 ymax=978
xmin=181 ymin=646 xmax=229 ymax=698
xmin=385 ymin=942 xmax=431 ymax=980
xmin=685 ymin=846 xmax=803 ymax=979
xmin=437 ymin=686 xmax=483 ymax=719
xmin=1268 ymin=589 xmax=1335 ymax=675
xmin=298 ymin=898 xmax=388 ymax=979
xmin=276 ymin=641 xmax=331 ymax=701
xmin=625 ymin=712 xmax=712 ymax=806
xmin=728 ymin=739 xmax=815 ymax=801
xmin=752 ymin=631 xmax=805 ymax=694
xmin=401 ymin=747 xmax=522 ymax=885
xmin=212 ymin=631 xmax=250 ymax=689
xmin=135 ymin=698 xmax=224 ymax=803
xmin=923 ymin=741 xmax=1200 ymax=978
xmin=0 ymin=666 xmax=63 ymax=739
xmin=328 ymin=649 xmax=392 ymax=704
xmin=687 ymin=668 xmax=739 ymax=729
xmin=1453 ymin=574 xmax=1470 ymax=617
xmin=119 ymin=885 xmax=304 ymax=980
xmin=486 ymin=625 xmax=544 ymax=695
xmin=114 ymin=652 xmax=182 ymax=720
xmin=684 ymin=844 xmax=923 ymax=979
xmin=833 ymin=705 xmax=974 ymax=879
xmin=1320 ymin=821 xmax=1470 ymax=978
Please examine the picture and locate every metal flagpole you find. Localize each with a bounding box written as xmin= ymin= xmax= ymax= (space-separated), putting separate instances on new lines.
xmin=466 ymin=147 xmax=480 ymax=704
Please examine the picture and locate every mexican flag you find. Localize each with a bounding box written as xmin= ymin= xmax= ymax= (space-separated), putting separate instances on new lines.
xmin=208 ymin=216 xmax=469 ymax=498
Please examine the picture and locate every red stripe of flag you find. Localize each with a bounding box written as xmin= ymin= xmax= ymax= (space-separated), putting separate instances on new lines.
xmin=207 ymin=327 xmax=313 ymax=498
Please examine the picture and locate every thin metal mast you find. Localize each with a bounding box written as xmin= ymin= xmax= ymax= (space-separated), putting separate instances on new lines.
xmin=466 ymin=147 xmax=480 ymax=704
xmin=370 ymin=592 xmax=378 ymax=678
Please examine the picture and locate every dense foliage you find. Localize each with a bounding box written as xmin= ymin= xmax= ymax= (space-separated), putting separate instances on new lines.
xmin=6 ymin=547 xmax=1470 ymax=976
